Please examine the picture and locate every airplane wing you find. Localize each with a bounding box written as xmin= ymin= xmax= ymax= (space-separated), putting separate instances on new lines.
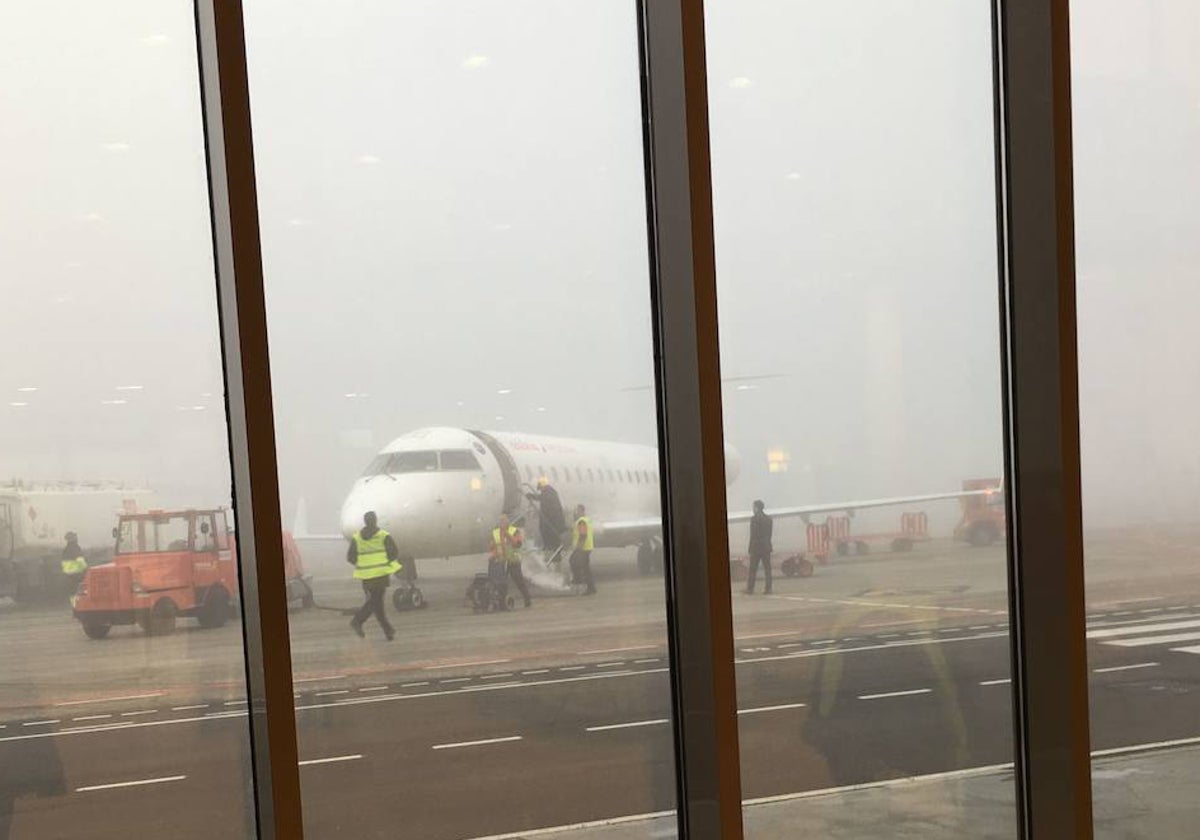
xmin=596 ymin=489 xmax=992 ymax=541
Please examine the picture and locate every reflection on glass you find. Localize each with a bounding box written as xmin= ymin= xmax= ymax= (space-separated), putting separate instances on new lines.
xmin=705 ymin=0 xmax=1014 ymax=835
xmin=0 ymin=1 xmax=254 ymax=837
xmin=1073 ymin=3 xmax=1200 ymax=837
xmin=245 ymin=1 xmax=677 ymax=836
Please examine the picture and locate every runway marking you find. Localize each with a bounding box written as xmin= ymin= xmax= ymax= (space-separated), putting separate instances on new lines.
xmin=595 ymin=662 xmax=626 ymax=669
xmin=22 ymin=720 xmax=60 ymax=727
xmin=586 ymin=719 xmax=669 ymax=732
xmin=969 ymin=625 xmax=991 ymax=630
xmin=120 ymin=710 xmax=157 ymax=717
xmin=560 ymin=666 xmax=585 ymax=672
xmin=1093 ymin=662 xmax=1159 ymax=674
xmin=463 ymin=808 xmax=677 ymax=839
xmin=738 ymin=703 xmax=805 ymax=715
xmin=432 ymin=735 xmax=522 ymax=750
xmin=633 ymin=658 xmax=661 ymax=664
xmin=979 ymin=678 xmax=1011 ymax=686
xmin=1138 ymin=608 xmax=1166 ymax=614
xmin=858 ymin=688 xmax=932 ymax=701
xmin=737 ymin=631 xmax=798 ymax=640
xmin=55 ymin=692 xmax=165 ymax=707
xmin=481 ymin=673 xmax=514 ymax=680
xmin=862 ymin=619 xmax=927 ymax=628
xmin=441 ymin=678 xmax=469 ymax=684
xmin=777 ymin=643 xmax=804 ymax=650
xmin=294 ymin=675 xmax=346 ymax=683
xmin=742 ymin=762 xmax=1015 ymax=807
xmin=1092 ymin=735 xmax=1200 ymax=757
xmin=72 ymin=714 xmax=112 ymax=722
xmin=1087 ymin=613 xmax=1200 ymax=630
xmin=577 ymin=644 xmax=658 ymax=655
xmin=299 ymin=754 xmax=362 ymax=766
xmin=360 ymin=686 xmax=390 ymax=693
xmin=401 ymin=681 xmax=430 ymax=688
xmin=879 ymin=633 xmax=901 ymax=639
xmin=77 ymin=775 xmax=186 ymax=793
xmin=1106 ymin=631 xmax=1200 ymax=648
xmin=171 ymin=705 xmax=208 ymax=712
xmin=812 ymin=640 xmax=835 ymax=645
xmin=521 ymin=670 xmax=550 ymax=676
xmin=316 ymin=690 xmax=350 ymax=697
xmin=425 ymin=659 xmax=511 ymax=671
xmin=224 ymin=700 xmax=248 ymax=706
xmin=1170 ymin=645 xmax=1200 ymax=655
xmin=1092 ymin=597 xmax=1164 ymax=608
xmin=1088 ymin=619 xmax=1200 ymax=639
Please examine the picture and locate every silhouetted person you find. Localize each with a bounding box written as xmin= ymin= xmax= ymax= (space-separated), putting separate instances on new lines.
xmin=526 ymin=477 xmax=567 ymax=557
xmin=745 ymin=500 xmax=773 ymax=594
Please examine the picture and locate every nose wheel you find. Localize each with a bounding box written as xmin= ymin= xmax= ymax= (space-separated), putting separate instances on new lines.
xmin=392 ymin=585 xmax=427 ymax=612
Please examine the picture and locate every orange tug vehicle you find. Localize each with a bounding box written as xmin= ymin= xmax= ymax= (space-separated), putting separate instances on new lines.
xmin=73 ymin=508 xmax=238 ymax=639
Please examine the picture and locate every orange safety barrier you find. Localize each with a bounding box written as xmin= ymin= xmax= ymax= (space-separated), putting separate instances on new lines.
xmin=807 ymin=522 xmax=831 ymax=562
xmin=901 ymin=512 xmax=929 ymax=537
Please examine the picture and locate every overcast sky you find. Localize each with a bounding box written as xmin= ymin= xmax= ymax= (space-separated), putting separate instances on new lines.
xmin=2 ymin=0 xmax=1197 ymax=535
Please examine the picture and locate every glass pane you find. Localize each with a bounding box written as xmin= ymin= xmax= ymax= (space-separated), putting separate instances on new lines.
xmin=0 ymin=2 xmax=255 ymax=837
xmin=705 ymin=1 xmax=1015 ymax=835
xmin=1073 ymin=3 xmax=1200 ymax=836
xmin=242 ymin=1 xmax=676 ymax=836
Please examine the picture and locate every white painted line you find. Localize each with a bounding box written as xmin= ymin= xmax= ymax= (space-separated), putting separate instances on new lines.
xmin=1138 ymin=608 xmax=1165 ymax=614
xmin=481 ymin=674 xmax=514 ymax=680
xmin=360 ymin=686 xmax=390 ymax=693
xmin=633 ymin=659 xmax=661 ymax=665
xmin=432 ymin=735 xmax=522 ymax=750
xmin=294 ymin=675 xmax=346 ymax=684
xmin=23 ymin=720 xmax=60 ymax=727
xmin=224 ymin=700 xmax=248 ymax=706
xmin=316 ymin=690 xmax=350 ymax=697
xmin=743 ymin=762 xmax=1015 ymax=807
xmin=560 ymin=666 xmax=585 ymax=672
xmin=72 ymin=714 xmax=112 ymax=722
xmin=425 ymin=659 xmax=510 ymax=671
xmin=736 ymin=631 xmax=797 ymax=640
xmin=812 ymin=640 xmax=835 ymax=646
xmin=1087 ymin=613 xmax=1200 ymax=630
xmin=777 ymin=643 xmax=804 ymax=650
xmin=1106 ymin=631 xmax=1200 ymax=648
xmin=595 ymin=662 xmax=626 ymax=669
xmin=521 ymin=670 xmax=551 ymax=676
xmin=171 ymin=705 xmax=208 ymax=712
xmin=77 ymin=775 xmax=186 ymax=793
xmin=1112 ymin=611 xmax=1134 ymax=616
xmin=736 ymin=630 xmax=1008 ymax=666
xmin=858 ymin=688 xmax=932 ymax=701
xmin=1087 ymin=619 xmax=1200 ymax=639
xmin=299 ymin=754 xmax=362 ymax=767
xmin=738 ymin=703 xmax=805 ymax=715
xmin=1093 ymin=662 xmax=1159 ymax=674
xmin=979 ymin=678 xmax=1011 ymax=686
xmin=463 ymin=809 xmax=676 ymax=840
xmin=969 ymin=625 xmax=991 ymax=630
xmin=577 ymin=644 xmax=658 ymax=655
xmin=120 ymin=710 xmax=157 ymax=717
xmin=586 ymin=719 xmax=670 ymax=733
xmin=441 ymin=678 xmax=469 ymax=685
xmin=55 ymin=692 xmax=165 ymax=707
xmin=401 ymin=682 xmax=430 ymax=688
xmin=879 ymin=633 xmax=901 ymax=639
xmin=862 ymin=619 xmax=927 ymax=628
xmin=1092 ymin=735 xmax=1200 ymax=758
xmin=1170 ymin=645 xmax=1200 ymax=655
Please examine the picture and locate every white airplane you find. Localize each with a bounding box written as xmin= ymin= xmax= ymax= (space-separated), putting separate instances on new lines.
xmin=333 ymin=426 xmax=976 ymax=573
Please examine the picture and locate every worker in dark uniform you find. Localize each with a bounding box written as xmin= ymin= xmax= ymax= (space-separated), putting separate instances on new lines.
xmin=61 ymin=532 xmax=88 ymax=600
xmin=525 ymin=476 xmax=567 ymax=559
xmin=346 ymin=511 xmax=402 ymax=639
xmin=745 ymin=500 xmax=773 ymax=595
xmin=491 ymin=513 xmax=532 ymax=608
xmin=570 ymin=504 xmax=596 ymax=595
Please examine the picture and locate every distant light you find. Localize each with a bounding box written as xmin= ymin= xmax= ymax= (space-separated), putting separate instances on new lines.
xmin=357 ymin=155 xmax=381 ymax=165
xmin=735 ymin=384 xmax=756 ymax=391
xmin=785 ymin=172 xmax=802 ymax=181
xmin=81 ymin=212 xmax=104 ymax=222
xmin=191 ymin=406 xmax=206 ymax=411
xmin=344 ymin=393 xmax=358 ymax=399
xmin=456 ymin=401 xmax=465 ymax=407
xmin=494 ymin=416 xmax=505 ymax=421
xmin=728 ymin=76 xmax=753 ymax=89
xmin=462 ymin=55 xmax=490 ymax=70
xmin=16 ymin=387 xmax=38 ymax=393
xmin=497 ymin=388 xmax=512 ymax=395
xmin=536 ymin=407 xmax=547 ymax=413
xmin=102 ymin=142 xmax=131 ymax=153
xmin=767 ymin=448 xmax=790 ymax=474
xmin=9 ymin=402 xmax=28 ymax=408
xmin=100 ymin=399 xmax=127 ymax=406
xmin=115 ymin=385 xmax=144 ymax=391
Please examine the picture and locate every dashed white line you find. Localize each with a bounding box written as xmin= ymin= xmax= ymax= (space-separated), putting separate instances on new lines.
xmin=72 ymin=714 xmax=112 ymax=722
xmin=294 ymin=675 xmax=346 ymax=684
xmin=577 ymin=644 xmax=658 ymax=655
xmin=858 ymin=688 xmax=932 ymax=701
xmin=55 ymin=692 xmax=164 ymax=707
xmin=426 ymin=659 xmax=511 ymax=671
xmin=521 ymin=670 xmax=550 ymax=676
xmin=77 ymin=775 xmax=186 ymax=793
xmin=432 ymin=736 xmax=522 ymax=750
xmin=738 ymin=703 xmax=805 ymax=715
xmin=22 ymin=720 xmax=60 ymax=727
xmin=595 ymin=662 xmax=626 ymax=669
xmin=172 ymin=705 xmax=208 ymax=712
xmin=120 ymin=710 xmax=157 ymax=717
xmin=586 ymin=719 xmax=670 ymax=733
xmin=441 ymin=678 xmax=469 ymax=685
xmin=633 ymin=659 xmax=660 ymax=665
xmin=401 ymin=682 xmax=430 ymax=688
xmin=481 ymin=674 xmax=514 ymax=680
xmin=1088 ymin=619 xmax=1200 ymax=639
xmin=736 ymin=631 xmax=798 ymax=640
xmin=360 ymin=686 xmax=390 ymax=693
xmin=560 ymin=666 xmax=585 ymax=672
xmin=777 ymin=643 xmax=804 ymax=650
xmin=316 ymin=690 xmax=351 ymax=697
xmin=300 ymin=754 xmax=362 ymax=766
xmin=812 ymin=640 xmax=835 ymax=646
xmin=979 ymin=678 xmax=1011 ymax=686
xmin=879 ymin=633 xmax=901 ymax=639
xmin=224 ymin=700 xmax=248 ymax=707
xmin=1094 ymin=662 xmax=1159 ymax=674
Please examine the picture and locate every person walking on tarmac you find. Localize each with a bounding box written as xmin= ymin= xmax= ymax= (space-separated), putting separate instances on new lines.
xmin=61 ymin=532 xmax=88 ymax=598
xmin=745 ymin=500 xmax=773 ymax=595
xmin=346 ymin=511 xmax=402 ymax=639
xmin=569 ymin=504 xmax=596 ymax=595
xmin=525 ymin=477 xmax=567 ymax=559
xmin=491 ymin=513 xmax=532 ymax=608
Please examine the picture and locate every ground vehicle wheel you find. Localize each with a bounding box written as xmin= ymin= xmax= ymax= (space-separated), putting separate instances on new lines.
xmin=409 ymin=588 xmax=425 ymax=609
xmin=141 ymin=599 xmax=178 ymax=636
xmin=968 ymin=523 xmax=997 ymax=547
xmin=781 ymin=557 xmax=799 ymax=578
xmin=797 ymin=558 xmax=815 ymax=578
xmin=198 ymin=586 xmax=231 ymax=629
xmin=81 ymin=620 xmax=111 ymax=640
xmin=637 ymin=543 xmax=653 ymax=576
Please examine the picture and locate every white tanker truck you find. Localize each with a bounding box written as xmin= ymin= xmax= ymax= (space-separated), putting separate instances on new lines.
xmin=0 ymin=482 xmax=155 ymax=602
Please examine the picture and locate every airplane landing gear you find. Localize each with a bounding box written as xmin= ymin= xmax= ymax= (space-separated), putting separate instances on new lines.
xmin=636 ymin=539 xmax=664 ymax=576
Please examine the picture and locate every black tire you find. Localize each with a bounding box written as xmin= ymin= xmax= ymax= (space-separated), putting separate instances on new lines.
xmin=392 ymin=589 xmax=409 ymax=612
xmin=409 ymin=588 xmax=425 ymax=610
xmin=781 ymin=557 xmax=798 ymax=578
xmin=197 ymin=586 xmax=231 ymax=629
xmin=141 ymin=599 xmax=178 ymax=636
xmin=81 ymin=620 xmax=111 ymax=640
xmin=968 ymin=524 xmax=997 ymax=548
xmin=797 ymin=558 xmax=815 ymax=578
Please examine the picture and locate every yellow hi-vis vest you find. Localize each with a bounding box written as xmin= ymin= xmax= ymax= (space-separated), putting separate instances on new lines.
xmin=62 ymin=556 xmax=88 ymax=575
xmin=491 ymin=526 xmax=521 ymax=563
xmin=572 ymin=516 xmax=594 ymax=552
xmin=352 ymin=529 xmax=401 ymax=580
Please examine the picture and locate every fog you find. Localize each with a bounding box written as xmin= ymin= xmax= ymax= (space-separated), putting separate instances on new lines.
xmin=2 ymin=0 xmax=1197 ymax=538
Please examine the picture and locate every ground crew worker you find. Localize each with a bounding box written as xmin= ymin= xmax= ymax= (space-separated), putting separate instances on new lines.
xmin=346 ymin=511 xmax=402 ymax=639
xmin=490 ymin=513 xmax=532 ymax=608
xmin=745 ymin=499 xmax=773 ymax=595
xmin=61 ymin=532 xmax=88 ymax=596
xmin=525 ymin=477 xmax=567 ymax=558
xmin=570 ymin=504 xmax=596 ymax=595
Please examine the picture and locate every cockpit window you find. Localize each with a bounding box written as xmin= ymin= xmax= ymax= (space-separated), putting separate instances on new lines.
xmin=387 ymin=451 xmax=439 ymax=473
xmin=439 ymin=450 xmax=481 ymax=471
xmin=361 ymin=454 xmax=390 ymax=476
